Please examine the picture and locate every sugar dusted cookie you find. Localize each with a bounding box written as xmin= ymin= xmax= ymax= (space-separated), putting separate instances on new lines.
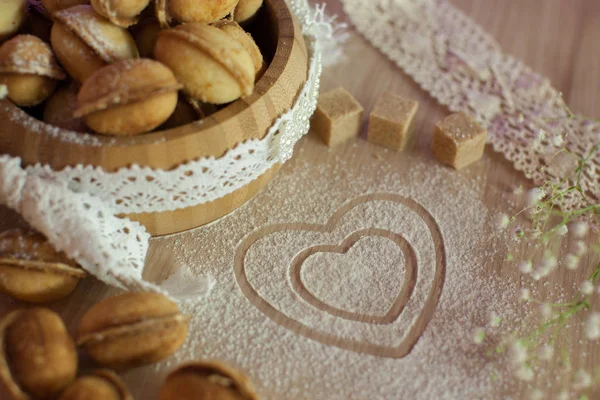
xmin=75 ymin=59 xmax=181 ymax=136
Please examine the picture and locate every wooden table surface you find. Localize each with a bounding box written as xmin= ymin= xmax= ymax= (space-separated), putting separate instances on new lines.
xmin=1 ymin=0 xmax=599 ymax=399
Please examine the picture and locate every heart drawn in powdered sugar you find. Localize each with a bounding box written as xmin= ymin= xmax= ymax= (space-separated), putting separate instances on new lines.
xmin=290 ymin=230 xmax=417 ymax=325
xmin=234 ymin=193 xmax=446 ymax=358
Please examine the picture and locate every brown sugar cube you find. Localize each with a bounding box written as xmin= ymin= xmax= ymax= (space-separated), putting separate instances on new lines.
xmin=368 ymin=92 xmax=419 ymax=151
xmin=432 ymin=112 xmax=487 ymax=169
xmin=311 ymin=87 xmax=364 ymax=147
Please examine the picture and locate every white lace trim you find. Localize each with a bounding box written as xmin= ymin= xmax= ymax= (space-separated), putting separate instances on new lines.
xmin=342 ymin=0 xmax=600 ymax=211
xmin=0 ymin=0 xmax=327 ymax=298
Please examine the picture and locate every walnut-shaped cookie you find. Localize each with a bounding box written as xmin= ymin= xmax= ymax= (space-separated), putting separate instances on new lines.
xmin=160 ymin=361 xmax=259 ymax=400
xmin=234 ymin=0 xmax=262 ymax=25
xmin=155 ymin=23 xmax=254 ymax=104
xmin=50 ymin=5 xmax=139 ymax=83
xmin=0 ymin=0 xmax=27 ymax=42
xmin=0 ymin=229 xmax=86 ymax=304
xmin=156 ymin=0 xmax=239 ymax=26
xmin=44 ymin=82 xmax=88 ymax=132
xmin=0 ymin=35 xmax=66 ymax=106
xmin=213 ymin=20 xmax=265 ymax=80
xmin=59 ymin=370 xmax=133 ymax=400
xmin=0 ymin=309 xmax=78 ymax=400
xmin=91 ymin=0 xmax=150 ymax=27
xmin=75 ymin=59 xmax=181 ymax=136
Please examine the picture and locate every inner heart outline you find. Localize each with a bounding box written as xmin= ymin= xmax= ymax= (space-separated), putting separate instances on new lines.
xmin=234 ymin=193 xmax=446 ymax=358
xmin=289 ymin=228 xmax=417 ymax=325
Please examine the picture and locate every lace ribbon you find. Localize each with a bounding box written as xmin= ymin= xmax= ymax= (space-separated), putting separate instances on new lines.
xmin=342 ymin=0 xmax=600 ymax=210
xmin=0 ymin=0 xmax=329 ymax=298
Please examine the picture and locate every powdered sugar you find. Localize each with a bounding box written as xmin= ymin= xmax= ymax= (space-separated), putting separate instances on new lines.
xmin=300 ymin=235 xmax=406 ymax=316
xmin=130 ymin=137 xmax=517 ymax=399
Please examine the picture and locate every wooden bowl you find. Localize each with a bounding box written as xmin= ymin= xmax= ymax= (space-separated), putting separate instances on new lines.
xmin=0 ymin=0 xmax=309 ymax=236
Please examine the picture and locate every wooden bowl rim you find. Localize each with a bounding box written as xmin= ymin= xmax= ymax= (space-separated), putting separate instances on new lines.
xmin=2 ymin=0 xmax=295 ymax=149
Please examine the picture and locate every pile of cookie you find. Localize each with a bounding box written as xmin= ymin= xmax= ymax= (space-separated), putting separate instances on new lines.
xmin=0 ymin=0 xmax=265 ymax=136
xmin=0 ymin=228 xmax=259 ymax=400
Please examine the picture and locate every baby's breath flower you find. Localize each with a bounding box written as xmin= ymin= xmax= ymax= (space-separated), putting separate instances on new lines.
xmin=489 ymin=311 xmax=502 ymax=328
xmin=572 ymin=221 xmax=589 ymax=238
xmin=514 ymin=364 xmax=534 ymax=382
xmin=508 ymin=340 xmax=527 ymax=366
xmin=496 ymin=214 xmax=510 ymax=230
xmin=551 ymin=134 xmax=565 ymax=147
xmin=564 ymin=254 xmax=580 ymax=270
xmin=543 ymin=250 xmax=558 ymax=267
xmin=537 ymin=344 xmax=554 ymax=361
xmin=535 ymin=251 xmax=558 ymax=278
xmin=585 ymin=313 xmax=600 ymax=340
xmin=556 ymin=224 xmax=568 ymax=236
xmin=527 ymin=188 xmax=545 ymax=207
xmin=556 ymin=391 xmax=569 ymax=400
xmin=539 ymin=303 xmax=553 ymax=319
xmin=537 ymin=129 xmax=546 ymax=141
xmin=573 ymin=241 xmax=587 ymax=256
xmin=473 ymin=327 xmax=486 ymax=345
xmin=513 ymin=185 xmax=523 ymax=195
xmin=573 ymin=369 xmax=592 ymax=390
xmin=518 ymin=260 xmax=533 ymax=274
xmin=529 ymin=389 xmax=544 ymax=400
xmin=580 ymin=280 xmax=594 ymax=295
xmin=519 ymin=288 xmax=531 ymax=302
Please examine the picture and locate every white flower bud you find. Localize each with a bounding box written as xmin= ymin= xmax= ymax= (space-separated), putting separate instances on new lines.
xmin=539 ymin=303 xmax=553 ymax=319
xmin=551 ymin=134 xmax=564 ymax=148
xmin=585 ymin=313 xmax=600 ymax=340
xmin=556 ymin=391 xmax=569 ymax=400
xmin=489 ymin=311 xmax=502 ymax=328
xmin=514 ymin=364 xmax=534 ymax=382
xmin=518 ymin=260 xmax=533 ymax=274
xmin=542 ymin=251 xmax=558 ymax=268
xmin=473 ymin=327 xmax=485 ymax=344
xmin=519 ymin=288 xmax=531 ymax=302
xmin=573 ymin=369 xmax=592 ymax=390
xmin=537 ymin=129 xmax=546 ymax=141
xmin=527 ymin=188 xmax=545 ymax=207
xmin=496 ymin=214 xmax=510 ymax=230
xmin=573 ymin=241 xmax=587 ymax=256
xmin=580 ymin=280 xmax=594 ymax=295
xmin=572 ymin=221 xmax=589 ymax=238
xmin=564 ymin=254 xmax=580 ymax=270
xmin=529 ymin=389 xmax=544 ymax=400
xmin=537 ymin=344 xmax=554 ymax=360
xmin=508 ymin=340 xmax=527 ymax=365
xmin=556 ymin=224 xmax=568 ymax=236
